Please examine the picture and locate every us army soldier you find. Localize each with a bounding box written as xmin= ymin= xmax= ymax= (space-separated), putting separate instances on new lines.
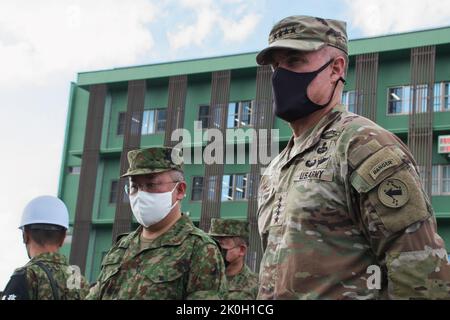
xmin=86 ymin=147 xmax=227 ymax=300
xmin=256 ymin=15 xmax=450 ymax=299
xmin=2 ymin=196 xmax=89 ymax=300
xmin=209 ymin=219 xmax=259 ymax=299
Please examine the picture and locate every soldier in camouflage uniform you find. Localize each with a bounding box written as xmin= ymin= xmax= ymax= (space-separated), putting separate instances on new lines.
xmin=87 ymin=147 xmax=227 ymax=300
xmin=209 ymin=218 xmax=259 ymax=300
xmin=255 ymin=15 xmax=450 ymax=299
xmin=2 ymin=196 xmax=89 ymax=300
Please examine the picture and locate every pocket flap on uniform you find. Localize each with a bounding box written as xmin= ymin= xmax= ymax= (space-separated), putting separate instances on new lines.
xmin=350 ymin=146 xmax=406 ymax=193
xmin=143 ymin=264 xmax=185 ymax=283
xmin=101 ymin=253 xmax=122 ymax=267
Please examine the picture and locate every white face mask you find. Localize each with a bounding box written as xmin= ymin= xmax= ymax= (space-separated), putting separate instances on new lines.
xmin=129 ymin=183 xmax=179 ymax=228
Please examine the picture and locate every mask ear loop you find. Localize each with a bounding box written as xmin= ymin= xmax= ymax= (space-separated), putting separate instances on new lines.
xmin=170 ymin=182 xmax=181 ymax=210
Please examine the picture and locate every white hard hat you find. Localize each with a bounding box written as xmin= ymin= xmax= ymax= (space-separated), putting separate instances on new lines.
xmin=19 ymin=195 xmax=69 ymax=230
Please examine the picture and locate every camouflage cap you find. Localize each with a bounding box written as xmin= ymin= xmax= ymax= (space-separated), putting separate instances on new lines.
xmin=256 ymin=15 xmax=348 ymax=65
xmin=121 ymin=147 xmax=183 ymax=178
xmin=208 ymin=218 xmax=249 ymax=240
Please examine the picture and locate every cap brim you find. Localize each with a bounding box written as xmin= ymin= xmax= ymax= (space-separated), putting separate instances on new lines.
xmin=256 ymin=39 xmax=326 ymax=65
xmin=120 ymin=168 xmax=172 ymax=178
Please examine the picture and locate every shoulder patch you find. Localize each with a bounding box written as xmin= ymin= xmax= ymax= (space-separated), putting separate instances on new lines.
xmin=350 ymin=146 xmax=406 ymax=193
xmin=378 ymin=179 xmax=410 ymax=208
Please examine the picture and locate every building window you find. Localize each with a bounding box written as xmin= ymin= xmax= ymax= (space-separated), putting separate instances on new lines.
xmin=68 ymin=166 xmax=81 ymax=174
xmin=227 ymin=101 xmax=253 ymax=128
xmin=426 ymin=165 xmax=450 ymax=196
xmin=432 ymin=165 xmax=439 ymax=195
xmin=388 ymin=82 xmax=450 ymax=115
xmin=117 ymin=112 xmax=126 ymax=135
xmin=197 ymin=105 xmax=210 ymax=129
xmin=221 ymin=174 xmax=248 ymax=201
xmin=109 ymin=180 xmax=118 ymax=204
xmin=414 ymin=84 xmax=428 ymax=113
xmin=388 ymin=86 xmax=410 ymax=114
xmin=191 ymin=176 xmax=204 ymax=201
xmin=141 ymin=109 xmax=167 ymax=135
xmin=445 ymin=83 xmax=450 ymax=111
xmin=342 ymin=91 xmax=356 ymax=113
xmin=434 ymin=82 xmax=450 ymax=112
xmin=443 ymin=165 xmax=450 ymax=194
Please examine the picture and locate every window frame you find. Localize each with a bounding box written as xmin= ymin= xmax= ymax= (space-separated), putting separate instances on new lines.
xmin=109 ymin=180 xmax=119 ymax=204
xmin=226 ymin=100 xmax=254 ymax=129
xmin=342 ymin=90 xmax=356 ymax=113
xmin=191 ymin=176 xmax=204 ymax=202
xmin=197 ymin=104 xmax=210 ymax=130
xmin=387 ymin=86 xmax=410 ymax=116
xmin=117 ymin=112 xmax=126 ymax=135
xmin=141 ymin=108 xmax=167 ymax=135
xmin=221 ymin=173 xmax=248 ymax=202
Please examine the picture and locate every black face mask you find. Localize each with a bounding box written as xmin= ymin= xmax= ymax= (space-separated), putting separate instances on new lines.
xmin=272 ymin=59 xmax=345 ymax=122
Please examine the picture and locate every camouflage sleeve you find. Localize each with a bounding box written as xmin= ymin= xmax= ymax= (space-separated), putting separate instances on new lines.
xmin=348 ymin=129 xmax=450 ymax=299
xmin=85 ymin=282 xmax=100 ymax=300
xmin=186 ymin=240 xmax=228 ymax=300
xmin=78 ymin=276 xmax=91 ymax=299
xmin=25 ymin=266 xmax=40 ymax=299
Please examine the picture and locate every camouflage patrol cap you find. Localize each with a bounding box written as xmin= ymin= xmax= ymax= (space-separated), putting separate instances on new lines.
xmin=256 ymin=15 xmax=348 ymax=65
xmin=208 ymin=218 xmax=249 ymax=240
xmin=121 ymin=147 xmax=183 ymax=178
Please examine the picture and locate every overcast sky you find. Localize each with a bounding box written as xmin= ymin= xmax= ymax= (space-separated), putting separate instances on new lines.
xmin=2 ymin=0 xmax=450 ymax=290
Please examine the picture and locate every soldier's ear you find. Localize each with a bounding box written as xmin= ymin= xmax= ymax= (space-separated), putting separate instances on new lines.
xmin=175 ymin=181 xmax=187 ymax=200
xmin=331 ymin=56 xmax=345 ymax=82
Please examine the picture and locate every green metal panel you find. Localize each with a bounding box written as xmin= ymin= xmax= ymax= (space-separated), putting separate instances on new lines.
xmin=433 ymin=197 xmax=450 ymax=218
xmin=97 ymin=159 xmax=121 ymax=220
xmin=350 ymin=27 xmax=450 ymax=56
xmin=181 ymin=164 xmax=205 ymax=222
xmin=67 ymin=86 xmax=89 ymax=151
xmin=436 ymin=220 xmax=450 ymax=250
xmin=89 ymin=226 xmax=113 ymax=282
xmin=106 ymin=88 xmax=127 ymax=150
xmin=77 ymin=53 xmax=258 ymax=86
xmin=183 ymin=78 xmax=211 ymax=135
xmin=139 ymin=82 xmax=168 ymax=147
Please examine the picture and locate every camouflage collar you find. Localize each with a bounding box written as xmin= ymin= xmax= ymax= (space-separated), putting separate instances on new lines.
xmin=227 ymin=264 xmax=254 ymax=284
xmin=29 ymin=252 xmax=68 ymax=265
xmin=283 ymin=104 xmax=345 ymax=166
xmin=121 ymin=214 xmax=195 ymax=255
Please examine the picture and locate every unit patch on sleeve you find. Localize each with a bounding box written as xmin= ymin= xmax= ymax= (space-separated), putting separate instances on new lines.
xmin=378 ymin=178 xmax=409 ymax=208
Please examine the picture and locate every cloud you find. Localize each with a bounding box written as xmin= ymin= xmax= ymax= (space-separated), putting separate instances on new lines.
xmin=166 ymin=0 xmax=262 ymax=51
xmin=0 ymin=0 xmax=158 ymax=88
xmin=220 ymin=13 xmax=262 ymax=43
xmin=345 ymin=0 xmax=450 ymax=36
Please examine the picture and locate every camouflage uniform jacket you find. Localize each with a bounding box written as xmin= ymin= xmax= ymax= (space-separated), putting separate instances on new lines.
xmin=87 ymin=215 xmax=227 ymax=300
xmin=2 ymin=252 xmax=89 ymax=300
xmin=257 ymin=104 xmax=450 ymax=300
xmin=227 ymin=264 xmax=259 ymax=300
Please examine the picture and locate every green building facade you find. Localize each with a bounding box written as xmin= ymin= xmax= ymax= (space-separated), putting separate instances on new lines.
xmin=59 ymin=27 xmax=450 ymax=282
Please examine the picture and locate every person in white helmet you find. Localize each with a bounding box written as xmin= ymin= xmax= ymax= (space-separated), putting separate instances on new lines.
xmin=1 ymin=196 xmax=89 ymax=300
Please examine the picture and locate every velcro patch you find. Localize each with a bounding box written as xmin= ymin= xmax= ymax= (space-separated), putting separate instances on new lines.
xmin=350 ymin=146 xmax=406 ymax=193
xmin=370 ymin=158 xmax=399 ymax=180
xmin=294 ymin=169 xmax=333 ymax=182
xmin=369 ymin=167 xmax=430 ymax=233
